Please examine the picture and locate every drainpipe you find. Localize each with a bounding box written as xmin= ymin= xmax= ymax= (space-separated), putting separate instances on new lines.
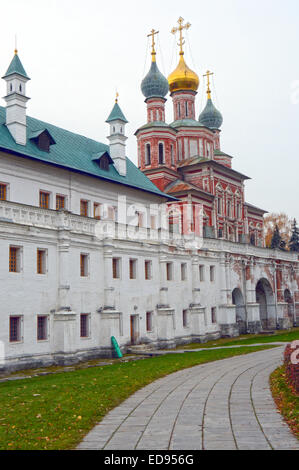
xmin=242 ymin=259 xmax=249 ymax=333
xmin=273 ymin=260 xmax=278 ymax=329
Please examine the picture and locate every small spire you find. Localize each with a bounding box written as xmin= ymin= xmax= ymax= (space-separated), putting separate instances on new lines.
xmin=203 ymin=70 xmax=214 ymax=99
xmin=171 ymin=17 xmax=191 ymax=56
xmin=147 ymin=28 xmax=159 ymax=62
xmin=14 ymin=34 xmax=18 ymax=55
xmin=115 ymin=91 xmax=119 ymax=103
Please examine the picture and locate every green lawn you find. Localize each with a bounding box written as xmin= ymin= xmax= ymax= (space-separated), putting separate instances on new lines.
xmin=174 ymin=327 xmax=299 ymax=350
xmin=0 ymin=345 xmax=276 ymax=450
xmin=270 ymin=365 xmax=299 ymax=440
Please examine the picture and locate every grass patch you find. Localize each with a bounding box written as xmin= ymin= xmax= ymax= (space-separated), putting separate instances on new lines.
xmin=174 ymin=327 xmax=299 ymax=350
xmin=0 ymin=345 xmax=276 ymax=450
xmin=270 ymin=365 xmax=299 ymax=439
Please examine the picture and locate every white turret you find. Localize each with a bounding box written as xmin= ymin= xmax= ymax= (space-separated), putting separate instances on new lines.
xmin=2 ymin=50 xmax=30 ymax=146
xmin=106 ymin=95 xmax=128 ymax=176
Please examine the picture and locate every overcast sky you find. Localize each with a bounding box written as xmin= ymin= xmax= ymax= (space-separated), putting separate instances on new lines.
xmin=1 ymin=0 xmax=298 ymax=221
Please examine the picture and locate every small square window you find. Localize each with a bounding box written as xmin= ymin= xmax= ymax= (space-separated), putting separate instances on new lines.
xmin=56 ymin=195 xmax=65 ymax=210
xmin=80 ymin=254 xmax=89 ymax=277
xmin=145 ymin=260 xmax=152 ymax=280
xmin=9 ymin=246 xmax=21 ymax=273
xmin=37 ymin=249 xmax=47 ymax=274
xmin=80 ymin=314 xmax=90 ymax=338
xmin=40 ymin=191 xmax=50 ymax=209
xmin=80 ymin=200 xmax=89 ymax=217
xmin=129 ymin=259 xmax=137 ymax=280
xmin=37 ymin=315 xmax=48 ymax=341
xmin=181 ymin=263 xmax=187 ymax=281
xmin=10 ymin=316 xmax=22 ymax=342
xmin=146 ymin=311 xmax=153 ymax=332
xmin=112 ymin=258 xmax=121 ymax=279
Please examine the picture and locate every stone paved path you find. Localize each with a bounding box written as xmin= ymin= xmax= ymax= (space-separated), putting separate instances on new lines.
xmin=77 ymin=347 xmax=299 ymax=450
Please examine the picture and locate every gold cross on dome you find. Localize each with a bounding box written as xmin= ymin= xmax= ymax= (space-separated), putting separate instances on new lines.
xmin=171 ymin=17 xmax=191 ymax=55
xmin=203 ymin=70 xmax=214 ymax=98
xmin=147 ymin=29 xmax=159 ymax=60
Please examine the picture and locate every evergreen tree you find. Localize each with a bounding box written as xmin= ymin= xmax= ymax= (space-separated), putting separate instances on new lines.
xmin=289 ymin=219 xmax=299 ymax=252
xmin=270 ymin=224 xmax=282 ymax=249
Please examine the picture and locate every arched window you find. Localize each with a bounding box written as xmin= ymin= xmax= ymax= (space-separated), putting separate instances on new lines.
xmin=10 ymin=83 xmax=13 ymax=92
xmin=185 ymin=101 xmax=188 ymax=117
xmin=171 ymin=144 xmax=175 ymax=166
xmin=178 ymin=103 xmax=181 ymax=118
xmin=19 ymin=84 xmax=22 ymax=93
xmin=217 ymin=197 xmax=222 ymax=215
xmin=158 ymin=143 xmax=164 ymax=164
xmin=145 ymin=143 xmax=151 ymax=166
xmin=120 ymin=126 xmax=123 ymax=133
xmin=113 ymin=126 xmax=115 ymax=133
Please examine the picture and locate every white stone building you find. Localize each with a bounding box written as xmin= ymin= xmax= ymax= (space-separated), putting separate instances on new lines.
xmin=0 ymin=50 xmax=298 ymax=372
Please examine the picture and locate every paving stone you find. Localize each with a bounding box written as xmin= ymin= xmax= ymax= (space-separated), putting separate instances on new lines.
xmin=77 ymin=347 xmax=299 ymax=451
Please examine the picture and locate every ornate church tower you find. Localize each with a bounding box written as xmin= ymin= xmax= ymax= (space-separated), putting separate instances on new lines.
xmin=2 ymin=49 xmax=30 ymax=146
xmin=136 ymin=30 xmax=178 ymax=191
xmin=168 ymin=17 xmax=199 ymax=122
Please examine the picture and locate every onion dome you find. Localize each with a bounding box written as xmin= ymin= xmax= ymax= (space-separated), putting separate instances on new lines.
xmin=141 ymin=29 xmax=169 ymax=99
xmin=141 ymin=59 xmax=169 ymax=99
xmin=198 ymin=70 xmax=223 ymax=129
xmin=168 ymin=53 xmax=199 ymax=94
xmin=198 ymin=97 xmax=223 ymax=129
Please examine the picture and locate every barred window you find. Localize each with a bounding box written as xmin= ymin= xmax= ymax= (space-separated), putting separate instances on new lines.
xmin=9 ymin=246 xmax=21 ymax=273
xmin=56 ymin=195 xmax=65 ymax=210
xmin=80 ymin=314 xmax=89 ymax=338
xmin=80 ymin=254 xmax=88 ymax=277
xmin=10 ymin=316 xmax=21 ymax=342
xmin=112 ymin=258 xmax=120 ymax=279
xmin=37 ymin=316 xmax=48 ymax=341
xmin=0 ymin=183 xmax=7 ymax=201
xmin=37 ymin=249 xmax=46 ymax=274
xmin=40 ymin=191 xmax=49 ymax=209
xmin=80 ymin=200 xmax=89 ymax=217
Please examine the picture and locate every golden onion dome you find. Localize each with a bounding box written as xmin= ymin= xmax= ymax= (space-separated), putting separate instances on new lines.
xmin=168 ymin=53 xmax=199 ymax=94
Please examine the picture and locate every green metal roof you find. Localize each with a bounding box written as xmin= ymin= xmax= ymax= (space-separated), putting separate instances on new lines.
xmin=106 ymin=102 xmax=128 ymax=123
xmin=170 ymin=119 xmax=207 ymax=129
xmin=0 ymin=106 xmax=175 ymax=200
xmin=2 ymin=53 xmax=30 ymax=80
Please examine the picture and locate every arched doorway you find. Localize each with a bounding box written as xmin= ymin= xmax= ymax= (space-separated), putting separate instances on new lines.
xmin=232 ymin=288 xmax=246 ymax=334
xmin=284 ymin=289 xmax=294 ymax=325
xmin=256 ymin=279 xmax=276 ymax=330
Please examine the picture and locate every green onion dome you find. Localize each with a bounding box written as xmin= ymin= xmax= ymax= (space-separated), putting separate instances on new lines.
xmin=141 ymin=60 xmax=169 ymax=99
xmin=198 ymin=98 xmax=223 ymax=129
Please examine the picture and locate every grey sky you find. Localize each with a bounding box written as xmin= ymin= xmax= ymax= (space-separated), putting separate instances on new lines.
xmin=1 ymin=0 xmax=298 ymax=221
